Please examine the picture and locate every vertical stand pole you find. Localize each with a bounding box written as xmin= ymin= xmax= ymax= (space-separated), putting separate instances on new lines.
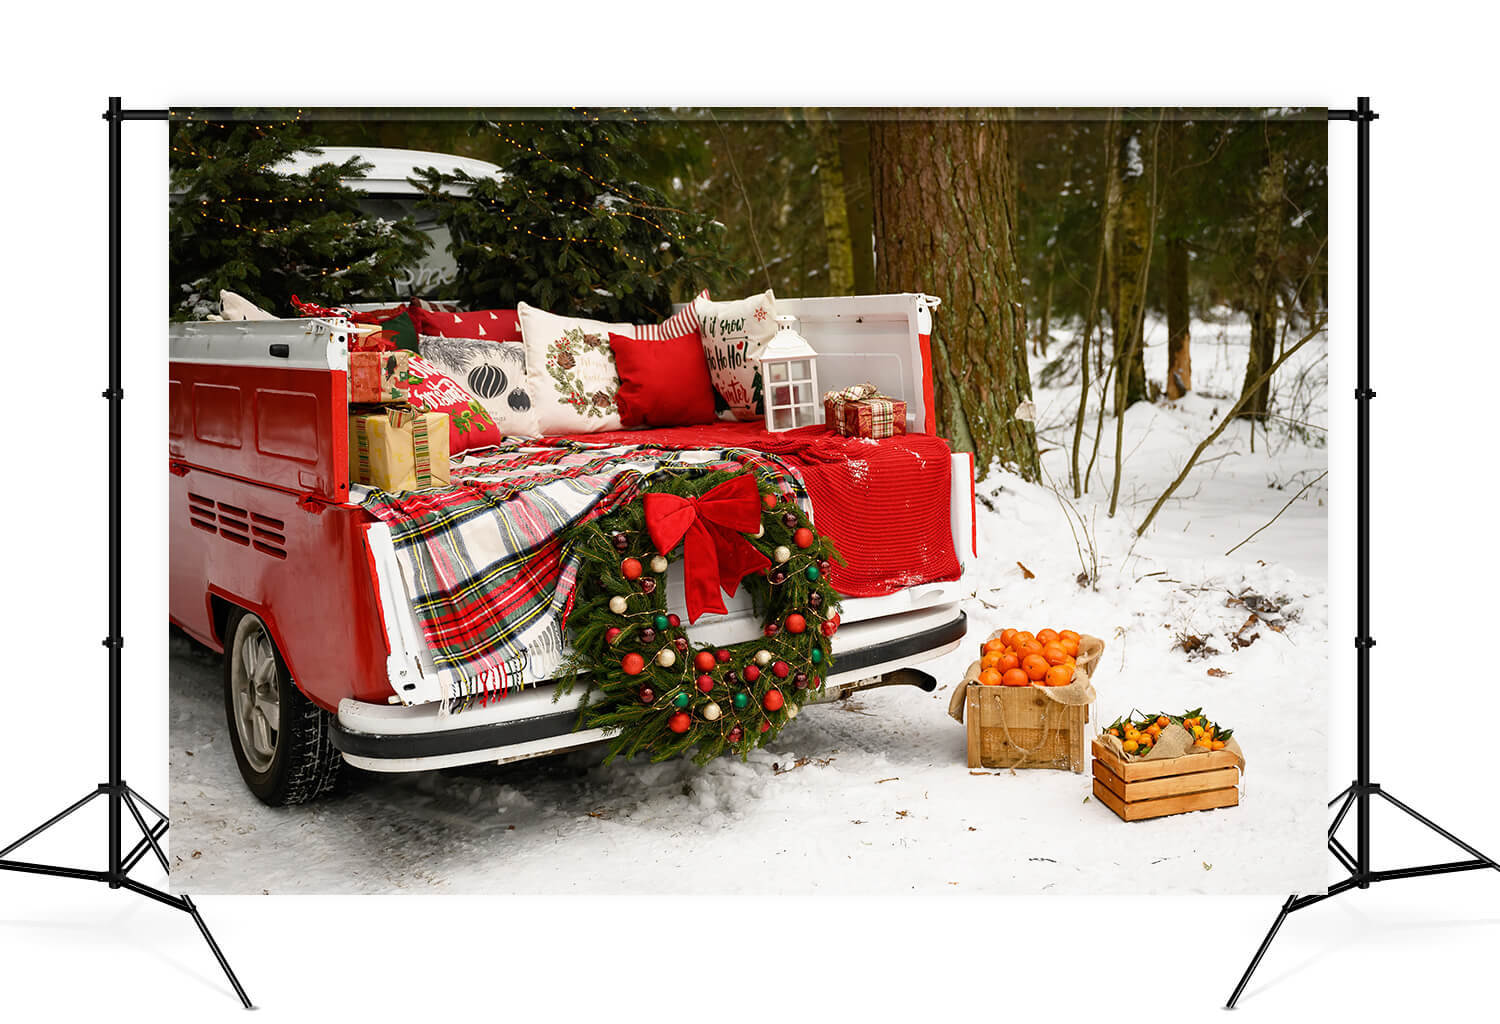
xmin=106 ymin=93 xmax=124 ymax=889
xmin=1354 ymin=95 xmax=1372 ymax=888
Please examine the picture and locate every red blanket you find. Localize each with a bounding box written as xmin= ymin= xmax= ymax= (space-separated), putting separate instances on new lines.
xmin=552 ymin=423 xmax=962 ymax=598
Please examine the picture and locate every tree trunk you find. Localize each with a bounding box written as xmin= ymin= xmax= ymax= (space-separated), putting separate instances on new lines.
xmin=1036 ymin=253 xmax=1054 ymax=356
xmin=839 ymin=120 xmax=877 ymax=295
xmin=1238 ymin=140 xmax=1287 ymax=419
xmin=870 ymin=110 xmax=1038 ymax=480
xmin=804 ymin=108 xmax=855 ymax=296
xmin=1164 ymin=234 xmax=1191 ymax=399
xmin=1108 ymin=125 xmax=1150 ymax=412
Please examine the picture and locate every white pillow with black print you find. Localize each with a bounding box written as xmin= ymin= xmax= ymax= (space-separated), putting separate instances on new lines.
xmin=416 ymin=335 xmax=540 ymax=438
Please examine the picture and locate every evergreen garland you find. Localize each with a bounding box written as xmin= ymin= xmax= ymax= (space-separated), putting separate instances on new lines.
xmin=565 ymin=469 xmax=843 ymax=764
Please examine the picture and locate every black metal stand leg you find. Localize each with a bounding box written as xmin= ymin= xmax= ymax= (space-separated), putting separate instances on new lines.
xmin=1375 ymin=790 xmax=1500 ymax=872
xmin=184 ymin=895 xmax=254 ymax=1009
xmin=0 ymin=788 xmax=104 ymax=858
xmin=1226 ymin=896 xmax=1296 ymax=1009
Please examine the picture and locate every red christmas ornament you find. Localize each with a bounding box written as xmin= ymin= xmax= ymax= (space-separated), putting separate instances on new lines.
xmin=667 ymin=614 xmax=681 ymax=628
xmin=638 ymin=686 xmax=655 ymax=704
xmin=605 ymin=627 xmax=622 ymax=644
xmin=793 ymin=527 xmax=815 ymax=549
xmin=785 ymin=613 xmax=806 ymax=634
xmin=821 ymin=614 xmax=840 ymax=638
xmin=696 ymin=674 xmax=715 ymax=694
xmin=762 ymin=689 xmax=785 ymax=712
xmin=621 ymin=652 xmax=646 ymax=676
xmin=762 ymin=492 xmax=778 ymax=510
xmin=764 ymin=623 xmax=780 ymax=638
xmin=694 ymin=650 xmax=718 ymax=672
xmin=667 ymin=711 xmax=692 ymax=734
xmin=771 ymin=660 xmax=791 ymax=679
xmin=742 ymin=664 xmax=761 ymax=683
xmin=715 ymin=648 xmax=732 ymax=663
xmin=673 ymin=637 xmax=689 ymax=653
xmin=728 ymin=724 xmax=744 ymax=743
xmin=621 ymin=557 xmax=643 ymax=580
xmin=811 ymin=676 xmax=822 ymax=689
xmin=760 ymin=721 xmax=772 ymax=733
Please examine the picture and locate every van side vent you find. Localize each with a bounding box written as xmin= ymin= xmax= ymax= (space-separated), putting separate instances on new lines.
xmin=186 ymin=494 xmax=286 ymax=558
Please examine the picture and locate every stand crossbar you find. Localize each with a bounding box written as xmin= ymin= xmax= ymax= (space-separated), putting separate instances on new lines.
xmin=1226 ymin=97 xmax=1499 ymax=1008
xmin=0 ymin=97 xmax=251 ymax=1010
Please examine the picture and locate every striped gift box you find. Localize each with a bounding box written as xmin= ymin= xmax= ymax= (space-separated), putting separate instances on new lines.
xmin=823 ymin=383 xmax=906 ymax=439
xmin=349 ymin=406 xmax=451 ymax=492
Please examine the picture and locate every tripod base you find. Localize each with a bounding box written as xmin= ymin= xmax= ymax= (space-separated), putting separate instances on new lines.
xmin=0 ymin=782 xmax=253 ymax=1009
xmin=1226 ymin=782 xmax=1499 ymax=1008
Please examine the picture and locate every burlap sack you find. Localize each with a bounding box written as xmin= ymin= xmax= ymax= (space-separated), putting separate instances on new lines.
xmin=947 ymin=632 xmax=1105 ymax=724
xmin=1097 ymin=723 xmax=1246 ymax=772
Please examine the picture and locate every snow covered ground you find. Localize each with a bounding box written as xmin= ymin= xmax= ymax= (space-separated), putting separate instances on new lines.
xmin=169 ymin=311 xmax=1330 ymax=895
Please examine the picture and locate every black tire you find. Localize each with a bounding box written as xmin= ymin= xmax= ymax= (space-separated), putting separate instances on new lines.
xmin=222 ymin=607 xmax=343 ymax=806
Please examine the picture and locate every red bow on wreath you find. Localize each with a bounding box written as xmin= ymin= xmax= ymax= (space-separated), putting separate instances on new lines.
xmin=645 ymin=474 xmax=772 ymax=623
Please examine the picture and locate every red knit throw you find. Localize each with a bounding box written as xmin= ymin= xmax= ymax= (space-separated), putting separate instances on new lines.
xmin=549 ymin=422 xmax=962 ymax=598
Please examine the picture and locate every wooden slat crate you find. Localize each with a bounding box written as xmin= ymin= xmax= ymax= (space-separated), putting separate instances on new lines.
xmin=965 ymin=685 xmax=1089 ymax=772
xmin=1091 ymin=739 xmax=1241 ymax=821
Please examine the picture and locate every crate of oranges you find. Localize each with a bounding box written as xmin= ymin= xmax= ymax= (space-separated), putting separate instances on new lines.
xmin=947 ymin=628 xmax=1105 ymax=773
xmin=1091 ymin=709 xmax=1246 ymax=822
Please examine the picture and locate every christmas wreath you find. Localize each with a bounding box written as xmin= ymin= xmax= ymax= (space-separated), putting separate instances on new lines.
xmin=567 ymin=469 xmax=843 ymax=763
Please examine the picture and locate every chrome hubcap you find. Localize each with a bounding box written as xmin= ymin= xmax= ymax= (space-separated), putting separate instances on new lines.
xmin=231 ymin=618 xmax=281 ymax=774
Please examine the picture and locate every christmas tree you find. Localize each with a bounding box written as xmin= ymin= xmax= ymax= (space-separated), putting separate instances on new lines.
xmin=413 ymin=111 xmax=734 ymax=323
xmin=169 ymin=114 xmax=429 ymax=318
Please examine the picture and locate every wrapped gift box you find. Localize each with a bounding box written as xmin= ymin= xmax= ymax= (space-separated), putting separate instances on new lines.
xmin=822 ymin=383 xmax=906 ymax=439
xmin=348 ymin=406 xmax=451 ymax=492
xmin=348 ymin=350 xmax=411 ymax=404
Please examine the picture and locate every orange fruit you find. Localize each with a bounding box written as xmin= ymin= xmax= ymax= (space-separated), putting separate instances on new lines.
xmin=1042 ymin=644 xmax=1068 ymax=666
xmin=1044 ymin=664 xmax=1073 ymax=687
xmin=1123 ymin=739 xmax=1139 ymax=754
xmin=999 ymin=628 xmax=1019 ymax=647
xmin=1211 ymin=739 xmax=1227 ymax=751
xmin=1036 ymin=628 xmax=1060 ymax=645
xmin=978 ymin=667 xmax=1003 ymax=686
xmin=983 ymin=638 xmax=1006 ymax=655
xmin=1108 ymin=728 xmax=1120 ymax=738
xmin=1021 ymin=654 xmax=1050 ymax=682
xmin=980 ymin=652 xmax=1003 ymax=671
xmin=1001 ymin=668 xmax=1030 ymax=687
xmin=1147 ymin=724 xmax=1162 ymax=738
xmin=1015 ymin=631 xmax=1035 ymax=644
xmin=1157 ymin=716 xmax=1170 ymax=728
xmin=1059 ymin=636 xmax=1080 ymax=657
xmin=1016 ymin=639 xmax=1044 ymax=658
xmin=997 ymin=653 xmax=1020 ymax=673
xmin=1058 ymin=629 xmax=1080 ymax=643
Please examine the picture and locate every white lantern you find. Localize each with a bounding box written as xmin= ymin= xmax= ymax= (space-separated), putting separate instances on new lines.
xmin=756 ymin=315 xmax=820 ymax=432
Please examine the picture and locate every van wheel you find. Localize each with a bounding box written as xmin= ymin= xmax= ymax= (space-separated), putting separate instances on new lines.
xmin=223 ymin=608 xmax=343 ymax=806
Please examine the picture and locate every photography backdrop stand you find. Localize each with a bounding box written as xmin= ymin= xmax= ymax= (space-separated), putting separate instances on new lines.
xmin=0 ymin=98 xmax=251 ymax=1009
xmin=1226 ymin=97 xmax=1499 ymax=1008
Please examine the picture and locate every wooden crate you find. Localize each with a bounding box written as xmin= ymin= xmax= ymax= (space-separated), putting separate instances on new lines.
xmin=1090 ymin=739 xmax=1241 ymax=821
xmin=965 ymin=684 xmax=1089 ymax=772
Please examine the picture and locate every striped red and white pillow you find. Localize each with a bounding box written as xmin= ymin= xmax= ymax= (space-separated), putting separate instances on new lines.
xmin=632 ymin=288 xmax=709 ymax=341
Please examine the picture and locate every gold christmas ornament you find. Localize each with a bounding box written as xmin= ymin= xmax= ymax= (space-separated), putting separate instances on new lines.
xmin=608 ymin=595 xmax=628 ymax=615
xmin=754 ymin=649 xmax=773 ymax=666
xmin=773 ymin=545 xmax=791 ymax=563
xmin=702 ymin=702 xmax=722 ymax=721
xmin=649 ymin=555 xmax=669 ymax=574
xmin=656 ymin=648 xmax=676 ymax=668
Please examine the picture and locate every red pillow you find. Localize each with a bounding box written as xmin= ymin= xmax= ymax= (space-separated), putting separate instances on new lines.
xmin=608 ymin=331 xmax=718 ymax=428
xmin=409 ymin=306 xmax=522 ymax=342
xmin=404 ymin=356 xmax=506 ymax=455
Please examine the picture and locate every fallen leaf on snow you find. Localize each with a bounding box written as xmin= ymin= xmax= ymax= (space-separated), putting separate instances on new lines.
xmin=875 ymin=777 xmax=899 ymax=784
xmin=1017 ymin=561 xmax=1035 ymax=580
xmin=1206 ymin=667 xmax=1231 ymax=677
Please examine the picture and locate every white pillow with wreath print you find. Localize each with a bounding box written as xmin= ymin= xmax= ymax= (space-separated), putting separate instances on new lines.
xmin=517 ymin=302 xmax=633 ymax=434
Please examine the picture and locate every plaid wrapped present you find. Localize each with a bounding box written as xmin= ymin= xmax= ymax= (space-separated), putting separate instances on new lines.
xmin=349 ymin=406 xmax=451 ymax=492
xmin=347 ymin=350 xmax=411 ymax=404
xmin=822 ymin=382 xmax=907 ymax=439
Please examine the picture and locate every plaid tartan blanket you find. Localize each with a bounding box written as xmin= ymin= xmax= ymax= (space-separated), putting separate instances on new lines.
xmin=360 ymin=439 xmax=807 ymax=708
